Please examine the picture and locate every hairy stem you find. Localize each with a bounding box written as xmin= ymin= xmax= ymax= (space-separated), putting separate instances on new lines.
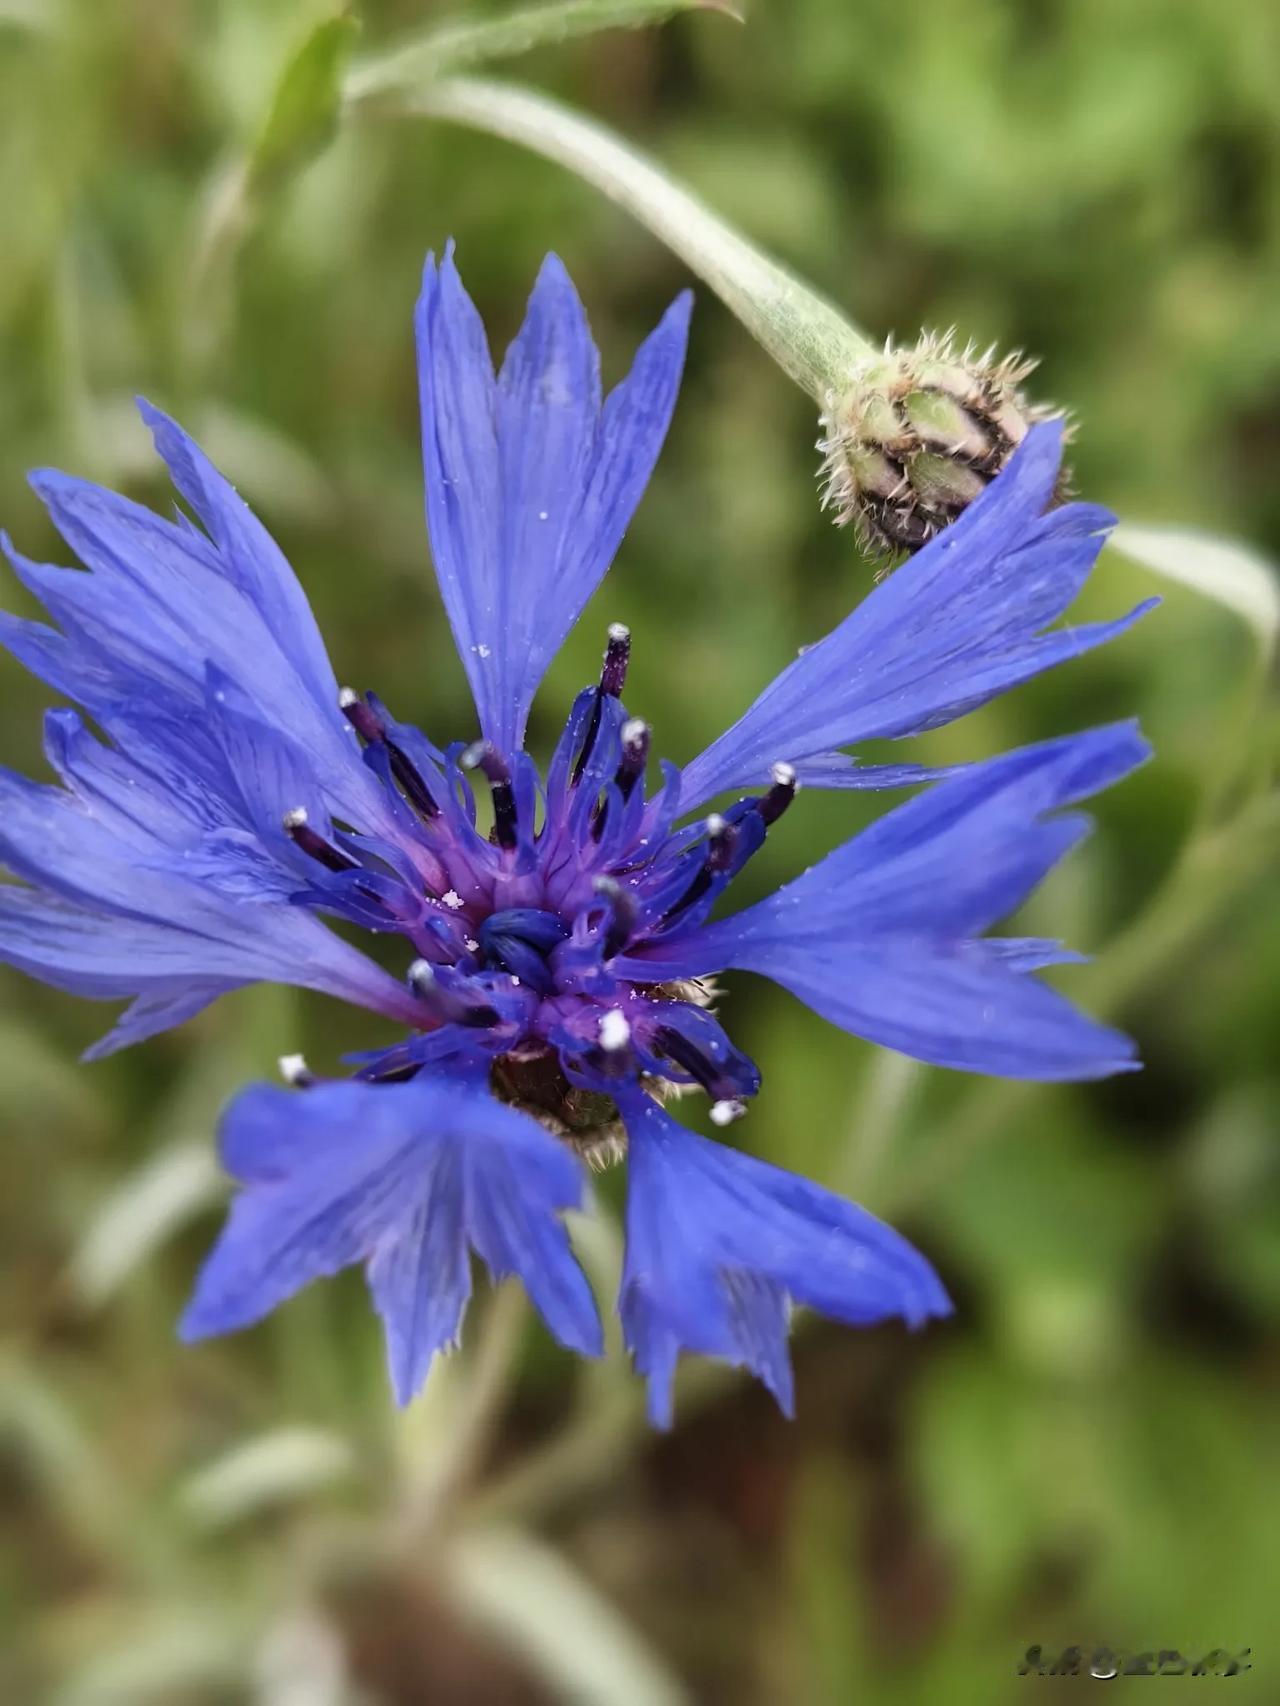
xmin=383 ymin=75 xmax=876 ymax=399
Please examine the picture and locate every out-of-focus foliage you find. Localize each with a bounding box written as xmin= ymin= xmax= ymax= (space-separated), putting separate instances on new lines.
xmin=1 ymin=2 xmax=1277 ymax=1702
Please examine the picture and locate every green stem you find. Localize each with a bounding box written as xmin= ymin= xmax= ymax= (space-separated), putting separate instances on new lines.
xmin=395 ymin=1282 xmax=529 ymax=1541
xmin=383 ymin=75 xmax=876 ymax=400
xmin=346 ymin=1 xmax=743 ymax=102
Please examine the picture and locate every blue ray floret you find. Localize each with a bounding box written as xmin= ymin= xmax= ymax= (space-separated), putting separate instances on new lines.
xmin=0 ymin=246 xmax=1152 ymax=1420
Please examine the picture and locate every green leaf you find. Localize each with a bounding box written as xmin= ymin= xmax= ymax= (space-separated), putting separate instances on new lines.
xmin=347 ymin=1 xmax=743 ymax=104
xmin=0 ymin=0 xmax=55 ymax=33
xmin=449 ymin=1527 xmax=692 ymax=1706
xmin=249 ymin=8 xmax=360 ymax=196
xmin=179 ymin=1427 xmax=356 ymax=1529
xmin=53 ymin=1608 xmax=250 ymax=1706
xmin=1111 ymin=522 xmax=1280 ymax=659
xmin=68 ymin=1139 xmax=222 ymax=1309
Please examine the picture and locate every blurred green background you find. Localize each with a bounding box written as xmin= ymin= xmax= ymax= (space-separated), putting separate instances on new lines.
xmin=1 ymin=1 xmax=1278 ymax=1701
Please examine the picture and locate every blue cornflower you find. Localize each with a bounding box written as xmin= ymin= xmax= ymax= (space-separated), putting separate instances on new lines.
xmin=0 ymin=249 xmax=1152 ymax=1422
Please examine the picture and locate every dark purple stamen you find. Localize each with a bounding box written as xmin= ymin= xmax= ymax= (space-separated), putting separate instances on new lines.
xmin=659 ymin=815 xmax=732 ymax=924
xmin=592 ymin=716 xmax=651 ymax=840
xmin=278 ymin=1053 xmax=317 ymax=1088
xmin=593 ymin=875 xmax=639 ymax=958
xmin=462 ymin=741 xmax=517 ymax=849
xmin=283 ymin=807 xmax=358 ymax=873
xmin=757 ymin=762 xmax=797 ymax=827
xmin=600 ymin=622 xmax=631 ymax=697
xmin=341 ymin=688 xmax=439 ymax=820
xmin=616 ymin=717 xmax=650 ymax=801
xmin=408 ymin=960 xmax=500 ymax=1028
xmin=704 ymin=813 xmax=736 ymax=873
xmin=339 ymin=687 xmax=385 ymax=745
xmin=653 ymin=1024 xmax=731 ymax=1098
xmin=573 ymin=623 xmax=631 ymax=787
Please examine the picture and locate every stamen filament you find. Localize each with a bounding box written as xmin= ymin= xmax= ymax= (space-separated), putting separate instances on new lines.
xmin=462 ymin=741 xmax=518 ymax=849
xmin=341 ymin=687 xmax=439 ymax=819
xmin=591 ymin=716 xmax=651 ymax=841
xmin=278 ymin=1053 xmax=316 ymax=1088
xmin=572 ymin=622 xmax=631 ymax=786
xmin=658 ymin=814 xmax=733 ymax=924
xmin=758 ymin=761 xmax=798 ymax=826
xmin=653 ymin=1023 xmax=733 ymax=1098
xmin=616 ymin=717 xmax=650 ymax=801
xmin=283 ymin=807 xmax=358 ymax=873
xmin=600 ymin=621 xmax=631 ymax=696
xmin=593 ymin=875 xmax=640 ymax=958
xmin=407 ymin=959 xmax=500 ymax=1028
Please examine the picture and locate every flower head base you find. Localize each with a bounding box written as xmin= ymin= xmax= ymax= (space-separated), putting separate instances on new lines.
xmin=820 ymin=331 xmax=1065 ymax=557
xmin=0 ymin=246 xmax=1152 ymax=1420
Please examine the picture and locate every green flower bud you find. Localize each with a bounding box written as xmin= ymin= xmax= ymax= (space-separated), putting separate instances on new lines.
xmin=820 ymin=333 xmax=1067 ymax=557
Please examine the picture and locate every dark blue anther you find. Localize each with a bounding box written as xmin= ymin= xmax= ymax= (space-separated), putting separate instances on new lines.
xmin=593 ymin=876 xmax=639 ymax=958
xmin=573 ymin=623 xmax=631 ymax=786
xmin=462 ymin=741 xmax=518 ymax=848
xmin=283 ymin=807 xmax=357 ymax=873
xmin=477 ymin=907 xmax=571 ymax=996
xmin=341 ymin=688 xmax=439 ymax=819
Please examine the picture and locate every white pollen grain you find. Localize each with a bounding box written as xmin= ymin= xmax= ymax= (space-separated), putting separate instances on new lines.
xmin=710 ymin=1098 xmax=746 ymax=1127
xmin=441 ymin=890 xmax=464 ymax=910
xmin=599 ymin=1009 xmax=631 ymax=1051
xmin=278 ymin=1053 xmax=310 ymax=1085
xmin=464 ymin=937 xmax=479 ymax=952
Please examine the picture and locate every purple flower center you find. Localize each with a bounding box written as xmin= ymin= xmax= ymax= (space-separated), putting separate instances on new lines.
xmin=285 ymin=626 xmax=774 ymax=1146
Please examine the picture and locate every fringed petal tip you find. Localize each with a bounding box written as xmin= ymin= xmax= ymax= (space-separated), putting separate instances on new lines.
xmin=416 ymin=242 xmax=691 ymax=754
xmin=177 ymin=1075 xmax=601 ymax=1403
xmin=617 ymin=1094 xmax=950 ymax=1424
xmin=679 ymin=425 xmax=1153 ymax=809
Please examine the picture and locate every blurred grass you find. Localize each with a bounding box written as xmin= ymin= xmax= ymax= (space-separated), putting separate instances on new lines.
xmin=1 ymin=1 xmax=1278 ymax=1702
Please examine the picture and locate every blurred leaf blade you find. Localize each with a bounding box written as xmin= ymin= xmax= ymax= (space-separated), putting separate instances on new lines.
xmin=249 ymin=7 xmax=359 ymax=197
xmin=450 ymin=1527 xmax=693 ymax=1706
xmin=180 ymin=1426 xmax=357 ymax=1529
xmin=69 ymin=1139 xmax=222 ymax=1309
xmin=347 ymin=1 xmax=742 ymax=104
xmin=1112 ymin=522 xmax=1280 ymax=658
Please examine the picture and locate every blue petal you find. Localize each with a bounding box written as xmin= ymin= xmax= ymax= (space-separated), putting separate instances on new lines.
xmin=791 ymin=755 xmax=959 ymax=790
xmin=417 ymin=246 xmax=690 ymax=754
xmin=5 ymin=428 xmax=388 ymax=837
xmin=727 ymin=943 xmax=1137 ymax=1079
xmin=137 ymin=401 xmax=339 ymax=708
xmin=0 ymin=439 xmax=430 ymax=1045
xmin=182 ymin=1075 xmax=601 ymax=1404
xmin=678 ymin=422 xmax=1156 ymax=807
xmin=366 ymin=1166 xmax=472 ymax=1405
xmin=620 ymin=725 xmax=1149 ymax=1082
xmin=0 ymin=772 xmax=422 ymax=1048
xmin=617 ymin=1093 xmax=950 ymax=1425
